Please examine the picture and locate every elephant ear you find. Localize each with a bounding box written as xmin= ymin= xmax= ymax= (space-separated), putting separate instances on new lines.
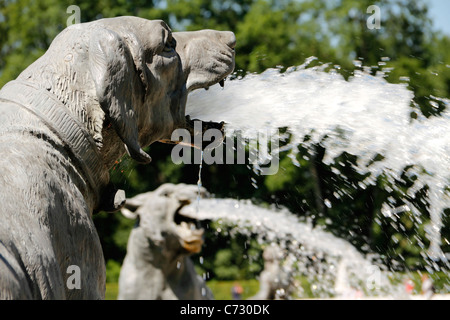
xmin=89 ymin=28 xmax=151 ymax=164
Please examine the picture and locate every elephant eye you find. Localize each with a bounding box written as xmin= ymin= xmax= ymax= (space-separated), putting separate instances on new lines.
xmin=163 ymin=34 xmax=176 ymax=53
xmin=160 ymin=191 xmax=170 ymax=197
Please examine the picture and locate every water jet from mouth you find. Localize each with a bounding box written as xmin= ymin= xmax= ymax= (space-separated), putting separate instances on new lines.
xmin=184 ymin=57 xmax=450 ymax=297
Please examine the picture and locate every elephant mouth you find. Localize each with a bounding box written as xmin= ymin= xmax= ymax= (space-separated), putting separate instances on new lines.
xmin=174 ymin=200 xmax=204 ymax=254
xmin=158 ymin=56 xmax=230 ymax=149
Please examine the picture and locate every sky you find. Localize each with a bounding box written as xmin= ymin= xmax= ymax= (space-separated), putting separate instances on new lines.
xmin=428 ymin=0 xmax=450 ymax=35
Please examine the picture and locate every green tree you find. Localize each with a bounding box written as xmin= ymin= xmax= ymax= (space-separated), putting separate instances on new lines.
xmin=236 ymin=0 xmax=334 ymax=73
xmin=0 ymin=0 xmax=161 ymax=87
xmin=0 ymin=0 xmax=64 ymax=86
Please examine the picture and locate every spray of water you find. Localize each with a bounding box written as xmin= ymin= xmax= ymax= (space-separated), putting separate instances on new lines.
xmin=181 ymin=58 xmax=450 ymax=298
xmin=181 ymin=198 xmax=402 ymax=298
xmin=186 ymin=58 xmax=450 ymax=262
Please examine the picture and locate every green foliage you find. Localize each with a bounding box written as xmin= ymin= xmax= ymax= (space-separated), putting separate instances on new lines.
xmin=105 ymin=282 xmax=119 ymax=300
xmin=105 ymin=259 xmax=122 ymax=283
xmin=206 ymin=279 xmax=259 ymax=300
xmin=105 ymin=279 xmax=260 ymax=300
xmin=0 ymin=0 xmax=63 ymax=86
xmin=194 ymin=221 xmax=263 ymax=281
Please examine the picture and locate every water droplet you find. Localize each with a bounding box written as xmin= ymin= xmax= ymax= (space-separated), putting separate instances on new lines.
xmin=353 ymin=60 xmax=363 ymax=68
xmin=399 ymin=76 xmax=410 ymax=82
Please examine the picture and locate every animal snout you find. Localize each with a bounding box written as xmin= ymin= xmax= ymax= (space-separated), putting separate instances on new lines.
xmin=178 ymin=198 xmax=192 ymax=206
xmin=210 ymin=30 xmax=236 ymax=50
xmin=221 ymin=31 xmax=236 ymax=50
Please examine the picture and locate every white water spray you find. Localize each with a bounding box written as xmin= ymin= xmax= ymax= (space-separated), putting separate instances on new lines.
xmin=181 ymin=198 xmax=400 ymax=298
xmin=186 ymin=60 xmax=450 ymax=261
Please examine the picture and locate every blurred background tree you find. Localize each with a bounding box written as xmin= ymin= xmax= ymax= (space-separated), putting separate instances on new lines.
xmin=1 ymin=0 xmax=449 ymax=282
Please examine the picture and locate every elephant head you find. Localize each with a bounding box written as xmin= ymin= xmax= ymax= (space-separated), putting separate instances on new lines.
xmin=118 ymin=183 xmax=213 ymax=300
xmin=18 ymin=16 xmax=235 ymax=167
xmin=121 ymin=183 xmax=207 ymax=255
xmin=87 ymin=17 xmax=236 ymax=164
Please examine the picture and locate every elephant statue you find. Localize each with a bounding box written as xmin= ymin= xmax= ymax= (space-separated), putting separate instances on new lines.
xmin=0 ymin=16 xmax=235 ymax=299
xmin=118 ymin=183 xmax=213 ymax=300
